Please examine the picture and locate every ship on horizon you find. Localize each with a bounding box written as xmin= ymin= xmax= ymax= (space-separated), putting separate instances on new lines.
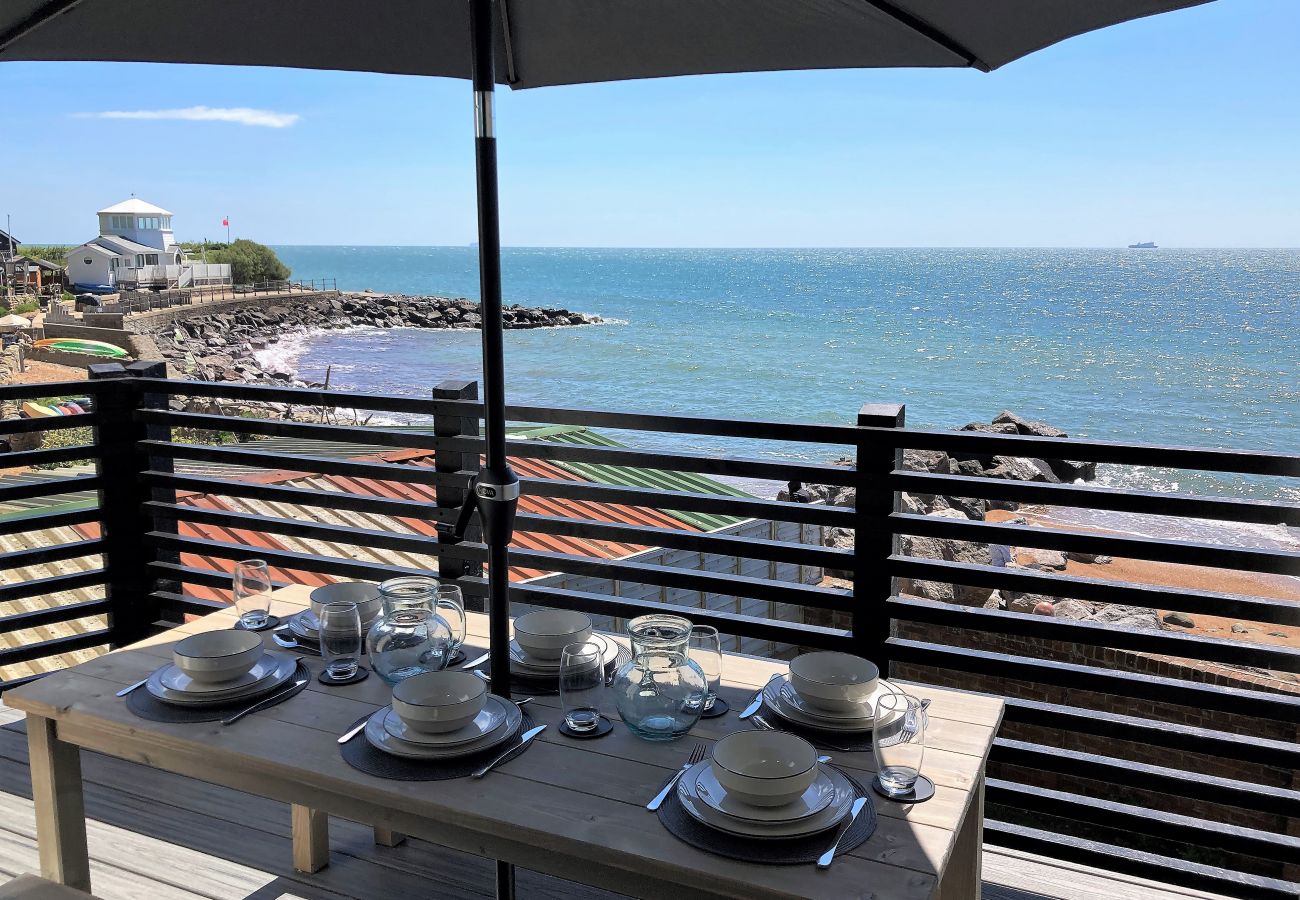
xmin=1128 ymin=240 xmax=1158 ymax=249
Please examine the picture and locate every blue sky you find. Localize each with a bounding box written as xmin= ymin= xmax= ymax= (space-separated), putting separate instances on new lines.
xmin=2 ymin=1 xmax=1296 ymax=248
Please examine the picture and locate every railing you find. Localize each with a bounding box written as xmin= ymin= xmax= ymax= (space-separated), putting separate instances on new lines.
xmin=103 ymin=278 xmax=338 ymax=314
xmin=0 ymin=371 xmax=1297 ymax=898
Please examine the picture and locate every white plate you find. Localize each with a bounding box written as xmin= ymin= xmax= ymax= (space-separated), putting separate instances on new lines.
xmin=382 ymin=696 xmax=510 ymax=746
xmin=147 ymin=654 xmax=298 ymax=706
xmin=158 ymin=652 xmax=281 ymax=696
xmin=677 ymin=761 xmax=854 ymax=840
xmin=776 ymin=676 xmax=901 ymax=721
xmin=509 ymin=633 xmax=616 ymax=675
xmin=364 ymin=699 xmax=522 ymax=760
xmin=693 ymin=765 xmax=835 ymax=823
xmin=763 ymin=677 xmax=902 ymax=732
xmin=291 ymin=608 xmax=379 ymax=638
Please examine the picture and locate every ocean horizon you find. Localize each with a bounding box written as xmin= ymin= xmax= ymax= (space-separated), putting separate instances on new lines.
xmin=266 ymin=245 xmax=1299 ymax=540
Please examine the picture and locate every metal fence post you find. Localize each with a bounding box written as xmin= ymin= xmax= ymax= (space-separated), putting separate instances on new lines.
xmin=853 ymin=403 xmax=905 ymax=676
xmin=433 ymin=379 xmax=483 ymax=604
xmin=88 ymin=362 xmax=170 ymax=646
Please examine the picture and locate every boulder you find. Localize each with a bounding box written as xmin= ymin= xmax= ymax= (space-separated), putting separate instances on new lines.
xmin=1045 ymin=458 xmax=1098 ymax=482
xmin=960 ymin=422 xmax=1019 ymax=435
xmin=1087 ymin=604 xmax=1162 ymax=630
xmin=993 ymin=410 xmax=1068 ymax=439
xmin=985 ymin=456 xmax=1051 ymax=483
xmin=1053 ymin=599 xmax=1099 ymax=620
xmin=1163 ymin=611 xmax=1195 ymax=628
xmin=1020 ymin=548 xmax=1068 ymax=570
xmin=1066 ymin=550 xmax=1110 ymax=564
xmin=903 ymin=448 xmax=955 ymax=475
xmin=1004 ymin=592 xmax=1055 ymax=614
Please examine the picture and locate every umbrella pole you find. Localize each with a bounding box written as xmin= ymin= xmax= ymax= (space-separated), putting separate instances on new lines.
xmin=469 ymin=1 xmax=520 ymax=897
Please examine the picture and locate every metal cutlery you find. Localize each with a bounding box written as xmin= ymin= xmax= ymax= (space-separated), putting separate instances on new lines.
xmin=471 ymin=724 xmax=547 ymax=779
xmin=817 ymin=796 xmax=868 ymax=869
xmin=738 ymin=673 xmax=781 ymax=720
xmin=221 ymin=675 xmax=309 ymax=726
xmin=898 ymin=697 xmax=931 ymax=743
xmin=472 ymin=669 xmax=491 ymax=683
xmin=646 ymin=742 xmax=708 ymax=812
xmin=336 ymin=713 xmax=371 ymax=744
xmin=461 ymin=650 xmax=490 ymax=670
xmin=116 ymin=677 xmax=149 ymax=697
xmin=752 ymin=714 xmax=855 ymax=753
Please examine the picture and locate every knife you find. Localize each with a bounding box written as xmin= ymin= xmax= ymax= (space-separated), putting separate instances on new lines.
xmin=460 ymin=650 xmax=490 ymax=670
xmin=336 ymin=713 xmax=372 ymax=744
xmin=738 ymin=673 xmax=780 ymax=720
xmin=221 ymin=676 xmax=309 ymax=726
xmin=116 ymin=677 xmax=149 ymax=697
xmin=817 ymin=797 xmax=869 ymax=869
xmin=471 ymin=725 xmax=546 ymax=779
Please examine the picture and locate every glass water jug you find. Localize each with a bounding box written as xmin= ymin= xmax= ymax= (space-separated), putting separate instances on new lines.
xmin=366 ymin=576 xmax=453 ymax=684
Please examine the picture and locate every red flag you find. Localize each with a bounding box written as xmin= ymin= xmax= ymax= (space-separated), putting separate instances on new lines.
xmin=222 ymin=217 xmax=229 ymax=226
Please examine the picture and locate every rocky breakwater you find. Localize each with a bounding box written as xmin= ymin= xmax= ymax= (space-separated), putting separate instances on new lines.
xmin=140 ymin=292 xmax=604 ymax=387
xmin=787 ymin=410 xmax=1163 ymax=632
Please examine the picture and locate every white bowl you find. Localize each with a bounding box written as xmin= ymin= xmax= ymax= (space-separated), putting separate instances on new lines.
xmin=173 ymin=630 xmax=263 ymax=684
xmin=788 ymin=652 xmax=879 ymax=713
xmin=391 ymin=671 xmax=487 ymax=734
xmin=309 ymin=582 xmax=383 ymax=625
xmin=513 ymin=610 xmax=592 ymax=661
xmin=710 ymin=731 xmax=819 ymax=807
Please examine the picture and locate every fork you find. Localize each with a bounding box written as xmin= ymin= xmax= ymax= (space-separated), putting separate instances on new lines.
xmin=752 ymin=714 xmax=855 ymax=753
xmin=646 ymin=742 xmax=708 ymax=811
xmin=897 ymin=698 xmax=931 ymax=744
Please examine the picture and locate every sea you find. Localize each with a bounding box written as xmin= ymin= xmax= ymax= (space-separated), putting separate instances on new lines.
xmin=267 ymin=246 xmax=1299 ymax=550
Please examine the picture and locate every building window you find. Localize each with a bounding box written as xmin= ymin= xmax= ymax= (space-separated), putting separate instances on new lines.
xmin=162 ymin=217 xmax=172 ymax=229
xmin=109 ymin=214 xmax=133 ymax=230
xmin=83 ymin=257 xmax=93 ymax=265
xmin=136 ymin=255 xmax=144 ymax=267
xmin=144 ymin=253 xmax=159 ymax=265
xmin=109 ymin=259 xmax=117 ymax=269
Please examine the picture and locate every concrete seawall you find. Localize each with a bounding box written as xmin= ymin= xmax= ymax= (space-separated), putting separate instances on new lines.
xmin=127 ymin=290 xmax=340 ymax=329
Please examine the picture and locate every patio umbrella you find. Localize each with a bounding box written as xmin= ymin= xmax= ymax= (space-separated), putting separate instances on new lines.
xmin=0 ymin=7 xmax=1210 ymax=890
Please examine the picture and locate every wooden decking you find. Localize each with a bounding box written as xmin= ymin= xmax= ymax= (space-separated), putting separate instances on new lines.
xmin=0 ymin=697 xmax=1237 ymax=900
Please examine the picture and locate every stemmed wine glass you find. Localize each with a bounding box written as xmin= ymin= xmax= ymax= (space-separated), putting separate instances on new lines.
xmin=688 ymin=625 xmax=723 ymax=712
xmin=233 ymin=559 xmax=272 ymax=629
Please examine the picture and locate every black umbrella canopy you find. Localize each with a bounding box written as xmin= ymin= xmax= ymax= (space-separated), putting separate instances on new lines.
xmin=2 ymin=0 xmax=1209 ymax=86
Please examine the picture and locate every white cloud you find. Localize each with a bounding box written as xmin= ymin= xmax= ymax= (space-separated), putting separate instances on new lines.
xmin=72 ymin=106 xmax=300 ymax=128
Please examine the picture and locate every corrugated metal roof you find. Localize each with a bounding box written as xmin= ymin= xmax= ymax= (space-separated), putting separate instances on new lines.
xmin=511 ymin=425 xmax=750 ymax=531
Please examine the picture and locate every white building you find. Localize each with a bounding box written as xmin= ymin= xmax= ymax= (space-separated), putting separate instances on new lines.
xmin=66 ymin=198 xmax=230 ymax=291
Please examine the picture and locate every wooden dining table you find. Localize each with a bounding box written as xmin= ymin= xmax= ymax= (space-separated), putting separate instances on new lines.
xmin=6 ymin=585 xmax=1002 ymax=900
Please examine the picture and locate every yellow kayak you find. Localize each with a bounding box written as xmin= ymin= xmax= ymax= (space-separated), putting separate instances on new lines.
xmin=21 ymin=401 xmax=62 ymax=418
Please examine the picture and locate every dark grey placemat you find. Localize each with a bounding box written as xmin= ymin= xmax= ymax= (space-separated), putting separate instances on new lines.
xmin=340 ymin=711 xmax=537 ymax=781
xmin=125 ymin=661 xmax=311 ymax=724
xmin=657 ymin=767 xmax=876 ymax=865
xmin=755 ymin=702 xmax=874 ymax=752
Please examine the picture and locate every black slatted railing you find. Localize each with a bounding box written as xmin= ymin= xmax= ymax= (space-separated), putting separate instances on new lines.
xmin=0 ymin=371 xmax=1296 ymax=898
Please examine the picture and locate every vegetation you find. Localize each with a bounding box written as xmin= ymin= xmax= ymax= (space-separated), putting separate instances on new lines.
xmin=3 ymin=300 xmax=39 ymax=314
xmin=14 ymin=244 xmax=72 ymax=267
xmin=33 ymin=419 xmax=242 ymax=468
xmin=191 ymin=239 xmax=290 ymax=285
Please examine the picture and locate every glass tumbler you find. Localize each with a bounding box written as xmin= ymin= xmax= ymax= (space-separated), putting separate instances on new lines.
xmin=688 ymin=625 xmax=723 ymax=712
xmin=559 ymin=641 xmax=605 ymax=733
xmin=233 ymin=559 xmax=272 ymax=629
xmin=319 ymin=600 xmax=362 ymax=680
xmin=873 ymin=692 xmax=928 ymax=797
xmin=436 ymin=584 xmax=467 ymax=654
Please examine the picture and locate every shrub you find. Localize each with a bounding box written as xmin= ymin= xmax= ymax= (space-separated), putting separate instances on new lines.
xmin=207 ymin=239 xmax=290 ymax=285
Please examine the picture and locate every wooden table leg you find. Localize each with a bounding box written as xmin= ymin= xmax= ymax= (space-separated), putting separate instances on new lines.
xmin=935 ymin=774 xmax=983 ymax=900
xmin=373 ymin=826 xmax=406 ymax=847
xmin=291 ymin=805 xmax=329 ymax=873
xmin=27 ymin=715 xmax=91 ymax=892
